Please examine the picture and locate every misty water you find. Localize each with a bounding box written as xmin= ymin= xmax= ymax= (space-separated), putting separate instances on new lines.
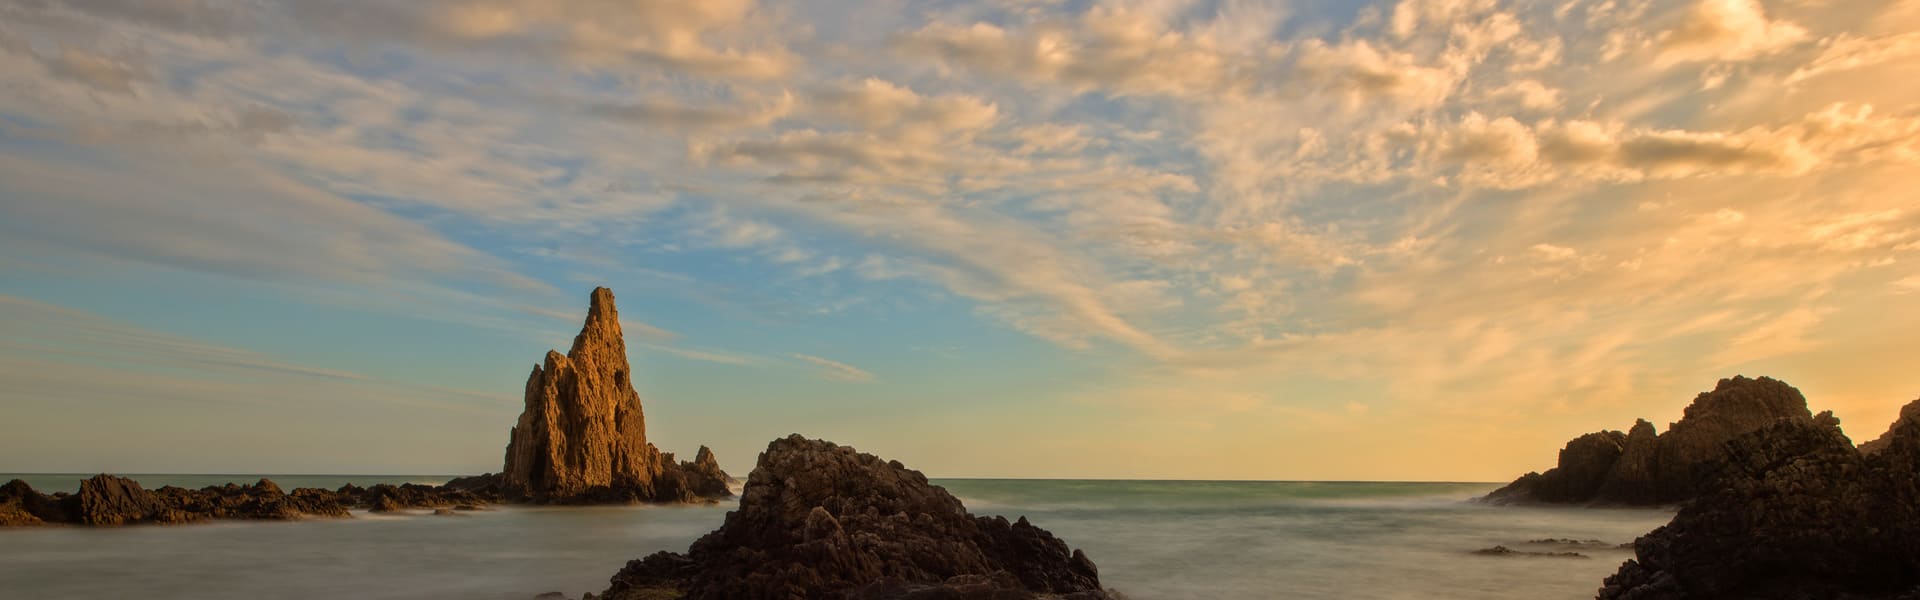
xmin=0 ymin=475 xmax=1673 ymax=599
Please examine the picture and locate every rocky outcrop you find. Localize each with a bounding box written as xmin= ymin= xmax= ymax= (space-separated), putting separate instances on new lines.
xmin=1858 ymin=398 xmax=1920 ymax=456
xmin=0 ymin=475 xmax=502 ymax=527
xmin=1597 ymin=411 xmax=1920 ymax=599
xmin=1483 ymin=376 xmax=1815 ymax=505
xmin=500 ymin=287 xmax=730 ymax=504
xmin=597 ymin=435 xmax=1116 ymax=600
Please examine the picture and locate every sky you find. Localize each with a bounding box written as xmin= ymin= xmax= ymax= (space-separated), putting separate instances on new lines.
xmin=1 ymin=0 xmax=1918 ymax=481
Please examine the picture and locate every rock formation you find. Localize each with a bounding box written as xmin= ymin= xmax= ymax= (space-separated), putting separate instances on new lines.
xmin=500 ymin=287 xmax=731 ymax=504
xmin=1598 ymin=410 xmax=1920 ymax=599
xmin=0 ymin=475 xmax=499 ymax=527
xmin=596 ymin=434 xmax=1117 ymax=600
xmin=1858 ymin=398 xmax=1920 ymax=456
xmin=1483 ymin=376 xmax=1815 ymax=505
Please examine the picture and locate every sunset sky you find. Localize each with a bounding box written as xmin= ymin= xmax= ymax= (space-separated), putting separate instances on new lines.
xmin=2 ymin=0 xmax=1917 ymax=480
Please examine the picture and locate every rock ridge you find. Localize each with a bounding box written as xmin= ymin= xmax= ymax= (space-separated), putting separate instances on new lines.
xmin=0 ymin=475 xmax=496 ymax=526
xmin=1483 ymin=375 xmax=1815 ymax=505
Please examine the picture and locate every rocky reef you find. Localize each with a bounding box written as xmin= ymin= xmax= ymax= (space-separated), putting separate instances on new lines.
xmin=0 ymin=475 xmax=494 ymax=526
xmin=1597 ymin=408 xmax=1920 ymax=598
xmin=595 ymin=434 xmax=1117 ymax=600
xmin=1483 ymin=376 xmax=1815 ymax=505
xmin=498 ymin=287 xmax=732 ymax=504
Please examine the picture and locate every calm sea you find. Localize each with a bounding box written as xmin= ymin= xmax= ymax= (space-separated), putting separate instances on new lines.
xmin=0 ymin=474 xmax=1672 ymax=599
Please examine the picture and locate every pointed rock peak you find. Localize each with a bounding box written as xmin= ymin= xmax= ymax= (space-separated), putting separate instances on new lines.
xmin=586 ymin=286 xmax=617 ymax=324
xmin=567 ymin=287 xmax=628 ymax=363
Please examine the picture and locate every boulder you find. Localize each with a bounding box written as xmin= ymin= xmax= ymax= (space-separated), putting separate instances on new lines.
xmin=599 ymin=435 xmax=1115 ymax=600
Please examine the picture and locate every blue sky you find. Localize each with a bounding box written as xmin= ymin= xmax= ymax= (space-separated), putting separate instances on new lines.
xmin=2 ymin=0 xmax=1919 ymax=480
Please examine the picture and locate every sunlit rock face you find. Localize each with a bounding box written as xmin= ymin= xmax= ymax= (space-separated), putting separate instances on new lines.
xmin=501 ymin=287 xmax=729 ymax=504
xmin=1484 ymin=376 xmax=1815 ymax=505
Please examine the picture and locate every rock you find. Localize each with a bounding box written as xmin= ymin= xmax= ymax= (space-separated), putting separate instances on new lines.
xmin=1597 ymin=411 xmax=1920 ymax=599
xmin=1525 ymin=538 xmax=1613 ymax=547
xmin=598 ymin=434 xmax=1116 ymax=600
xmin=433 ymin=508 xmax=458 ymax=516
xmin=1484 ymin=376 xmax=1816 ymax=505
xmin=1596 ymin=419 xmax=1660 ymax=504
xmin=1472 ymin=545 xmax=1588 ymax=558
xmin=1858 ymin=398 xmax=1920 ymax=456
xmin=501 ymin=287 xmax=729 ymax=504
xmin=680 ymin=446 xmax=732 ymax=499
xmin=0 ymin=479 xmax=66 ymax=526
xmin=71 ymin=474 xmax=167 ymax=525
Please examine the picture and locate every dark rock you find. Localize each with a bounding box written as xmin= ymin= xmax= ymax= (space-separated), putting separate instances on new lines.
xmin=598 ymin=434 xmax=1116 ymax=600
xmin=1598 ymin=412 xmax=1920 ymax=599
xmin=501 ymin=287 xmax=730 ymax=505
xmin=0 ymin=479 xmax=66 ymax=526
xmin=71 ymin=474 xmax=168 ymax=525
xmin=1596 ymin=419 xmax=1660 ymax=503
xmin=1484 ymin=376 xmax=1816 ymax=505
xmin=1858 ymin=398 xmax=1920 ymax=456
xmin=1472 ymin=545 xmax=1588 ymax=558
xmin=1525 ymin=538 xmax=1613 ymax=547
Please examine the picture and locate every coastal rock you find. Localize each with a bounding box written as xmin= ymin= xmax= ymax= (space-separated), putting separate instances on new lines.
xmin=0 ymin=476 xmax=503 ymax=527
xmin=1858 ymin=398 xmax=1920 ymax=456
xmin=71 ymin=474 xmax=170 ymax=525
xmin=0 ymin=480 xmax=65 ymax=526
xmin=681 ymin=446 xmax=732 ymax=499
xmin=1596 ymin=420 xmax=1661 ymax=504
xmin=1598 ymin=412 xmax=1920 ymax=599
xmin=1472 ymin=545 xmax=1588 ymax=558
xmin=1484 ymin=376 xmax=1815 ymax=505
xmin=598 ymin=434 xmax=1115 ymax=600
xmin=500 ymin=287 xmax=729 ymax=504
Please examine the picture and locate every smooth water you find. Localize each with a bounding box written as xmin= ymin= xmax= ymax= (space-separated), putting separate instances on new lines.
xmin=0 ymin=475 xmax=1674 ymax=599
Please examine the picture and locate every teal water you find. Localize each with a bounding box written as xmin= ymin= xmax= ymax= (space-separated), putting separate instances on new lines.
xmin=0 ymin=475 xmax=1674 ymax=599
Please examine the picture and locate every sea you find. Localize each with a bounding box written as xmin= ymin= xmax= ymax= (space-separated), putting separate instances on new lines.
xmin=0 ymin=474 xmax=1674 ymax=600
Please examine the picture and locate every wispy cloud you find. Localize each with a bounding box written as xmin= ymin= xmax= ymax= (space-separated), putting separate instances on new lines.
xmin=791 ymin=353 xmax=877 ymax=383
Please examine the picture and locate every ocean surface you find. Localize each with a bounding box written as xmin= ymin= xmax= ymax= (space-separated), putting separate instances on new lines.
xmin=0 ymin=474 xmax=1674 ymax=599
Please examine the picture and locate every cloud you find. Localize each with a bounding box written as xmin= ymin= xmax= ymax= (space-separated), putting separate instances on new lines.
xmin=643 ymin=344 xmax=760 ymax=366
xmin=901 ymin=7 xmax=1266 ymax=98
xmin=791 ymin=353 xmax=877 ymax=383
xmin=587 ymin=91 xmax=795 ymax=130
xmin=1788 ymin=32 xmax=1920 ymax=82
xmin=35 ymin=48 xmax=147 ymax=94
xmin=1657 ymin=0 xmax=1808 ymax=64
xmin=0 ymin=150 xmax=544 ymax=293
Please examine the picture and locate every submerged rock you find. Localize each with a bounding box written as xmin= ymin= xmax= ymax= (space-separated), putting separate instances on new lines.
xmin=1484 ymin=376 xmax=1815 ymax=505
xmin=1472 ymin=545 xmax=1588 ymax=558
xmin=599 ymin=434 xmax=1116 ymax=600
xmin=1598 ymin=412 xmax=1920 ymax=599
xmin=500 ymin=287 xmax=731 ymax=504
